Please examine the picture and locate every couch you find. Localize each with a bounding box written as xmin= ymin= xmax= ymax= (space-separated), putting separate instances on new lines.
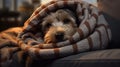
xmin=8 ymin=11 xmax=120 ymax=67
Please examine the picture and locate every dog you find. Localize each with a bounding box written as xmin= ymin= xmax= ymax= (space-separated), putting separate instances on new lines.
xmin=0 ymin=9 xmax=78 ymax=67
xmin=41 ymin=9 xmax=77 ymax=44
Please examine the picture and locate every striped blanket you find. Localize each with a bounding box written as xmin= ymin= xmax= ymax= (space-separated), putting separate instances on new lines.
xmin=0 ymin=0 xmax=111 ymax=66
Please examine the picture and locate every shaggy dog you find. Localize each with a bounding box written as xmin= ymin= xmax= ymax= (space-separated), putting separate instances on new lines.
xmin=41 ymin=9 xmax=77 ymax=44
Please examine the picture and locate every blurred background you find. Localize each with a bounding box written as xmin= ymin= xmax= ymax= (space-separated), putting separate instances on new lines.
xmin=0 ymin=0 xmax=42 ymax=31
xmin=0 ymin=0 xmax=97 ymax=31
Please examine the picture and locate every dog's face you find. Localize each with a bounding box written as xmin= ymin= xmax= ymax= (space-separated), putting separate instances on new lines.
xmin=41 ymin=9 xmax=77 ymax=44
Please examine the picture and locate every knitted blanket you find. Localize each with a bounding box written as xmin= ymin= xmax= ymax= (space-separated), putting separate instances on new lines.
xmin=0 ymin=0 xmax=111 ymax=66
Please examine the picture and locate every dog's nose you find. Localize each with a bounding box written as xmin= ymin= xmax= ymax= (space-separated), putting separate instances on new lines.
xmin=55 ymin=32 xmax=64 ymax=41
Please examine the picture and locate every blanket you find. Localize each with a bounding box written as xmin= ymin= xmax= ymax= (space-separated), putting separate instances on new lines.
xmin=0 ymin=0 xmax=111 ymax=67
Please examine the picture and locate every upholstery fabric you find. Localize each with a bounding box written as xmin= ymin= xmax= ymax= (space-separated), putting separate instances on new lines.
xmin=9 ymin=49 xmax=120 ymax=67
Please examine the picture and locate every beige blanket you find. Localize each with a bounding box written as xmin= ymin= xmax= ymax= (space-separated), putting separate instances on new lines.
xmin=0 ymin=0 xmax=111 ymax=66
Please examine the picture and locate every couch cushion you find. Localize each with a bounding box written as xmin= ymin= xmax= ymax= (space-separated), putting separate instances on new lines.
xmin=48 ymin=49 xmax=120 ymax=67
xmin=10 ymin=49 xmax=120 ymax=67
xmin=103 ymin=13 xmax=120 ymax=48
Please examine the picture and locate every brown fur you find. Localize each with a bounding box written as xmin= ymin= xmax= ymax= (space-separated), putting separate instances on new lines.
xmin=41 ymin=9 xmax=77 ymax=43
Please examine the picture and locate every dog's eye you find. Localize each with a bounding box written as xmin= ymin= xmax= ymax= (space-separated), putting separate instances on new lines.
xmin=46 ymin=23 xmax=51 ymax=28
xmin=63 ymin=19 xmax=70 ymax=24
